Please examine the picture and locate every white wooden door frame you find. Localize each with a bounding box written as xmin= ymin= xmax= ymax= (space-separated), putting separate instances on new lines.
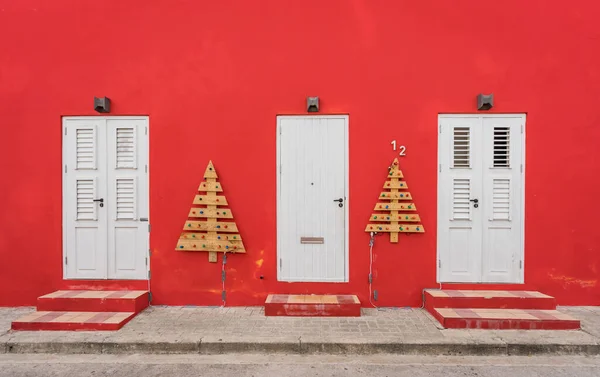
xmin=436 ymin=113 xmax=526 ymax=284
xmin=62 ymin=116 xmax=150 ymax=280
xmin=276 ymin=115 xmax=350 ymax=282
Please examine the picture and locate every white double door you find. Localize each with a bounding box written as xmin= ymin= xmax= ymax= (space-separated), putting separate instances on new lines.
xmin=63 ymin=117 xmax=149 ymax=280
xmin=438 ymin=114 xmax=525 ymax=283
xmin=277 ymin=116 xmax=348 ymax=282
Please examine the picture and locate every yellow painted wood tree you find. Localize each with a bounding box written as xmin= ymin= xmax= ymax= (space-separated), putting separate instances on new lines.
xmin=176 ymin=161 xmax=245 ymax=262
xmin=365 ymin=158 xmax=424 ymax=242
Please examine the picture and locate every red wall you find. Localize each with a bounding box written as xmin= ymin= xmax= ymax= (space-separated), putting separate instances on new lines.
xmin=1 ymin=0 xmax=599 ymax=307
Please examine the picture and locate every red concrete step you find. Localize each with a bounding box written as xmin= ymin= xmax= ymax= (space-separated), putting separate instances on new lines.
xmin=11 ymin=311 xmax=136 ymax=331
xmin=431 ymin=308 xmax=580 ymax=330
xmin=37 ymin=290 xmax=149 ymax=313
xmin=265 ymin=294 xmax=361 ymax=317
xmin=424 ymin=290 xmax=556 ymax=310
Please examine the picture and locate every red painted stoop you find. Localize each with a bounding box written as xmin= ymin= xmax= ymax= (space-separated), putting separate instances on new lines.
xmin=12 ymin=290 xmax=149 ymax=331
xmin=265 ymin=294 xmax=361 ymax=317
xmin=424 ymin=290 xmax=580 ymax=330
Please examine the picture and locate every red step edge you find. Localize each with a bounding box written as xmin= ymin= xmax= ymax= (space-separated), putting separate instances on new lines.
xmin=424 ymin=291 xmax=556 ymax=311
xmin=440 ymin=316 xmax=580 ymax=330
xmin=11 ymin=313 xmax=136 ymax=331
xmin=265 ymin=303 xmax=361 ymax=317
xmin=37 ymin=292 xmax=149 ymax=313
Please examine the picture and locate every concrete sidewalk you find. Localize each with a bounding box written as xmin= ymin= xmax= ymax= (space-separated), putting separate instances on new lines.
xmin=1 ymin=306 xmax=599 ymax=356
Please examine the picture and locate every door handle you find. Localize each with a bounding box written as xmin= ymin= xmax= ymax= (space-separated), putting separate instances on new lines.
xmin=470 ymin=198 xmax=478 ymax=208
xmin=140 ymin=218 xmax=149 ymax=222
xmin=93 ymin=198 xmax=104 ymax=207
xmin=334 ymin=198 xmax=344 ymax=207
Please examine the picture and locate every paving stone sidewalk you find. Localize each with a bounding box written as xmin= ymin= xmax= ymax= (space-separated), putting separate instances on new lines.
xmin=1 ymin=306 xmax=599 ymax=355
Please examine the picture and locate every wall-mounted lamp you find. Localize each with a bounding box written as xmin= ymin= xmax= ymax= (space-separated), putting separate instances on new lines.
xmin=477 ymin=93 xmax=493 ymax=111
xmin=94 ymin=97 xmax=111 ymax=113
xmin=307 ymin=96 xmax=319 ymax=112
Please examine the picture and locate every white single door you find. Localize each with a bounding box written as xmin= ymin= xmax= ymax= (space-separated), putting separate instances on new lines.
xmin=277 ymin=116 xmax=348 ymax=282
xmin=63 ymin=117 xmax=149 ymax=280
xmin=438 ymin=114 xmax=524 ymax=283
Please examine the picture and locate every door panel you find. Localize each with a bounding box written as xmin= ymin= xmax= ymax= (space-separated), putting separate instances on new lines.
xmin=64 ymin=119 xmax=108 ymax=279
xmin=438 ymin=115 xmax=524 ymax=283
xmin=63 ymin=117 xmax=148 ymax=280
xmin=107 ymin=119 xmax=149 ymax=279
xmin=438 ymin=117 xmax=482 ymax=283
xmin=481 ymin=118 xmax=523 ymax=283
xmin=278 ymin=116 xmax=347 ymax=282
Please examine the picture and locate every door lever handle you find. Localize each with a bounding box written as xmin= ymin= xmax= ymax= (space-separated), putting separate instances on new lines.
xmin=469 ymin=199 xmax=479 ymax=203
xmin=93 ymin=198 xmax=104 ymax=207
xmin=333 ymin=198 xmax=344 ymax=203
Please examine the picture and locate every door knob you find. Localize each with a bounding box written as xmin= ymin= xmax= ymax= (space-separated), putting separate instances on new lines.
xmin=93 ymin=198 xmax=104 ymax=208
xmin=333 ymin=198 xmax=344 ymax=207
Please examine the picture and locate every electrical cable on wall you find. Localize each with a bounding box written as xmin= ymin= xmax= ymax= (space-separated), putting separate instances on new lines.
xmin=221 ymin=252 xmax=227 ymax=307
xmin=368 ymin=232 xmax=381 ymax=308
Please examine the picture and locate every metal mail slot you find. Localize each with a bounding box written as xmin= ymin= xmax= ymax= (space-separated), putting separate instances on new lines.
xmin=300 ymin=237 xmax=324 ymax=244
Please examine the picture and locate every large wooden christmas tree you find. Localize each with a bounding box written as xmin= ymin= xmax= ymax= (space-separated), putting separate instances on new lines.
xmin=176 ymin=160 xmax=245 ymax=262
xmin=365 ymin=158 xmax=424 ymax=243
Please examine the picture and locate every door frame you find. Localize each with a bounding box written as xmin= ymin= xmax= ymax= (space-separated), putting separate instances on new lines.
xmin=436 ymin=113 xmax=526 ymax=284
xmin=276 ymin=115 xmax=350 ymax=282
xmin=62 ymin=116 xmax=150 ymax=280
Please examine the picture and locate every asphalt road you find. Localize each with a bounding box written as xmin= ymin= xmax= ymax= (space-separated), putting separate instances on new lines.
xmin=0 ymin=354 xmax=599 ymax=377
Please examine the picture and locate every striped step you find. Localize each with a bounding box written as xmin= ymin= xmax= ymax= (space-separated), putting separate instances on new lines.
xmin=265 ymin=294 xmax=361 ymax=317
xmin=432 ymin=308 xmax=580 ymax=330
xmin=37 ymin=290 xmax=149 ymax=313
xmin=424 ymin=290 xmax=556 ymax=310
xmin=11 ymin=311 xmax=136 ymax=331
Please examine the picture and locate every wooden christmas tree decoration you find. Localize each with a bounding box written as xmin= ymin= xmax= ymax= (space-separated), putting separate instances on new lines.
xmin=176 ymin=160 xmax=245 ymax=262
xmin=365 ymin=158 xmax=424 ymax=242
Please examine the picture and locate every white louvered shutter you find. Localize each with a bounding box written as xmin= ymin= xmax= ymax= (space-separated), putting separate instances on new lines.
xmin=116 ymin=127 xmax=137 ymax=169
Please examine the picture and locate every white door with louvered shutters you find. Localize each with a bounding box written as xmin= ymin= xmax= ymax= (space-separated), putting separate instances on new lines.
xmin=438 ymin=114 xmax=525 ymax=283
xmin=63 ymin=117 xmax=149 ymax=280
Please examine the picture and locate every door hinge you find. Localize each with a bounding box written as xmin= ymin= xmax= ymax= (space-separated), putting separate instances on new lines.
xmin=64 ymin=165 xmax=67 ymax=173
xmin=279 ymin=258 xmax=282 ymax=270
xmin=145 ymin=165 xmax=148 ymax=173
xmin=148 ymin=292 xmax=152 ymax=302
xmin=520 ymin=164 xmax=523 ymax=173
xmin=145 ymin=126 xmax=148 ymax=135
xmin=521 ymin=124 xmax=524 ymax=134
xmin=148 ymin=270 xmax=151 ymax=279
xmin=149 ymin=248 xmax=152 ymax=256
xmin=439 ymin=124 xmax=442 ymax=133
xmin=64 ymin=256 xmax=68 ymax=265
xmin=519 ymin=260 xmax=523 ymax=269
xmin=148 ymin=224 xmax=151 ymax=233
xmin=439 ymin=164 xmax=441 ymax=173
xmin=279 ymin=127 xmax=282 ymax=135
xmin=145 ymin=257 xmax=148 ymax=266
xmin=64 ymin=128 xmax=67 ymax=136
xmin=279 ymin=165 xmax=282 ymax=174
xmin=438 ymin=259 xmax=441 ymax=268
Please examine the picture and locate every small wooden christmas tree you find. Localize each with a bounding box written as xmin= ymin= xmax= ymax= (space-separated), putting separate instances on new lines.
xmin=365 ymin=158 xmax=424 ymax=243
xmin=176 ymin=160 xmax=245 ymax=262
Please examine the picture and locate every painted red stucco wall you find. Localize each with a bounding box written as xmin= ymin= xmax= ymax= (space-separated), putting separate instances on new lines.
xmin=1 ymin=0 xmax=599 ymax=307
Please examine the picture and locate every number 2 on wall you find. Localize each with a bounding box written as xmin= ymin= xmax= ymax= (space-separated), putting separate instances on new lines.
xmin=390 ymin=140 xmax=406 ymax=156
